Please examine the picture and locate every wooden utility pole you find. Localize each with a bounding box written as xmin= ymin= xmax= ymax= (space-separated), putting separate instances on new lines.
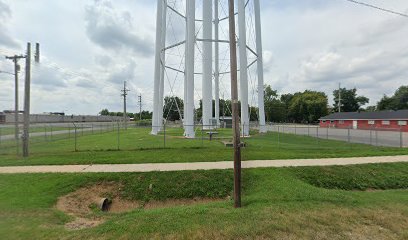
xmin=228 ymin=0 xmax=242 ymax=208
xmin=5 ymin=55 xmax=24 ymax=143
xmin=21 ymin=42 xmax=39 ymax=158
xmin=121 ymin=81 xmax=130 ymax=129
xmin=22 ymin=43 xmax=31 ymax=157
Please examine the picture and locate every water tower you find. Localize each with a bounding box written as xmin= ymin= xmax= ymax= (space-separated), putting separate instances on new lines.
xmin=151 ymin=0 xmax=267 ymax=138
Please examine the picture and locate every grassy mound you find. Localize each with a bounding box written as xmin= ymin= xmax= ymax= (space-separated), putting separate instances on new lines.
xmin=120 ymin=170 xmax=233 ymax=201
xmin=291 ymin=163 xmax=408 ymax=191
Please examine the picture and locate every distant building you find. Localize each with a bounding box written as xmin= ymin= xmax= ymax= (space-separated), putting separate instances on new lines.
xmin=0 ymin=112 xmax=127 ymax=124
xmin=319 ymin=110 xmax=408 ymax=131
xmin=220 ymin=116 xmax=233 ymax=128
xmin=0 ymin=112 xmax=5 ymax=123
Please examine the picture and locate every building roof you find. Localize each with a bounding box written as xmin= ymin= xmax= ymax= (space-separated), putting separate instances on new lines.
xmin=320 ymin=110 xmax=408 ymax=120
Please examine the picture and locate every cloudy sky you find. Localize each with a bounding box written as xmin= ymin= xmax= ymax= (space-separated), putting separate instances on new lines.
xmin=0 ymin=0 xmax=407 ymax=115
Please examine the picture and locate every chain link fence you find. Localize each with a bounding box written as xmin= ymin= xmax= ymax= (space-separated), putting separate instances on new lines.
xmin=0 ymin=121 xmax=405 ymax=158
xmin=0 ymin=122 xmax=239 ymax=156
xmin=266 ymin=124 xmax=406 ymax=148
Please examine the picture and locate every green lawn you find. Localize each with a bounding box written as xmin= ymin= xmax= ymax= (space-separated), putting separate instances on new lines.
xmin=0 ymin=163 xmax=407 ymax=239
xmin=1 ymin=127 xmax=408 ymax=166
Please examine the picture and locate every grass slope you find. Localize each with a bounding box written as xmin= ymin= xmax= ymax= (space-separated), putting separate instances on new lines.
xmin=0 ymin=163 xmax=407 ymax=239
xmin=1 ymin=128 xmax=408 ymax=166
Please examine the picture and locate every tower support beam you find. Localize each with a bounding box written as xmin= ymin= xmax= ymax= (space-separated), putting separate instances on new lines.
xmin=159 ymin=0 xmax=167 ymax=130
xmin=202 ymin=0 xmax=213 ymax=128
xmin=184 ymin=0 xmax=196 ymax=138
xmin=238 ymin=0 xmax=250 ymax=136
xmin=214 ymin=0 xmax=220 ymax=127
xmin=152 ymin=0 xmax=165 ymax=135
xmin=254 ymin=0 xmax=266 ymax=133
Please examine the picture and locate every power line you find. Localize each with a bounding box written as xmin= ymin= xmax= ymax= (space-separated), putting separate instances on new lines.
xmin=343 ymin=0 xmax=408 ymax=18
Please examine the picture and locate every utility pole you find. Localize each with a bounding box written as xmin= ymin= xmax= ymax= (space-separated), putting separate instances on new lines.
xmin=138 ymin=94 xmax=142 ymax=121
xmin=338 ymin=83 xmax=341 ymax=113
xmin=228 ymin=0 xmax=242 ymax=208
xmin=121 ymin=81 xmax=130 ymax=129
xmin=22 ymin=43 xmax=31 ymax=157
xmin=5 ymin=55 xmax=24 ymax=143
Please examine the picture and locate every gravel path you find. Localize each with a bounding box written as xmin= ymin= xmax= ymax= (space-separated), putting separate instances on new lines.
xmin=0 ymin=155 xmax=407 ymax=174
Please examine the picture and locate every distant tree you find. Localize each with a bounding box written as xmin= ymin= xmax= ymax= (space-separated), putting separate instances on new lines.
xmin=280 ymin=93 xmax=294 ymax=122
xmin=377 ymin=86 xmax=408 ymax=111
xmin=365 ymin=106 xmax=377 ymax=112
xmin=263 ymin=85 xmax=286 ymax=122
xmin=163 ymin=96 xmax=184 ymax=121
xmin=333 ymin=88 xmax=369 ymax=112
xmin=99 ymin=109 xmax=110 ymax=116
xmin=219 ymin=99 xmax=232 ymax=117
xmin=142 ymin=111 xmax=153 ymax=120
xmin=289 ymin=91 xmax=328 ymax=123
xmin=249 ymin=106 xmax=259 ymax=121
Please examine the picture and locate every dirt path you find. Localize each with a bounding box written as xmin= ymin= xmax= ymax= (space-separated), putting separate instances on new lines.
xmin=0 ymin=155 xmax=407 ymax=174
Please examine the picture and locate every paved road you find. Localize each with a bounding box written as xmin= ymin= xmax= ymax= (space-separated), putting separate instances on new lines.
xmin=0 ymin=155 xmax=407 ymax=174
xmin=267 ymin=125 xmax=407 ymax=148
xmin=0 ymin=122 xmax=115 ymax=141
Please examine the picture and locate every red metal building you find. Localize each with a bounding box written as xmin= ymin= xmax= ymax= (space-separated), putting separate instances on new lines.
xmin=319 ymin=110 xmax=408 ymax=132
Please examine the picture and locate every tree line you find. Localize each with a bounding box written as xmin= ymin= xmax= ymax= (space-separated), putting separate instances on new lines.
xmin=100 ymin=85 xmax=408 ymax=123
xmin=99 ymin=109 xmax=152 ymax=121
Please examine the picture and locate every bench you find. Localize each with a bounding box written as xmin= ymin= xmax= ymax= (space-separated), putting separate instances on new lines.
xmin=206 ymin=131 xmax=218 ymax=141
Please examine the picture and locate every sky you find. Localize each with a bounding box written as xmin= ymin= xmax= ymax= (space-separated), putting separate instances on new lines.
xmin=0 ymin=0 xmax=407 ymax=115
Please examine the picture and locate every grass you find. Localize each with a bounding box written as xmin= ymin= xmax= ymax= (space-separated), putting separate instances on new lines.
xmin=0 ymin=163 xmax=407 ymax=239
xmin=1 ymin=127 xmax=408 ymax=166
xmin=292 ymin=164 xmax=408 ymax=190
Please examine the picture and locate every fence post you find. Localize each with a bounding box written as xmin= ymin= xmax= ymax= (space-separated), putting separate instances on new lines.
xmin=370 ymin=129 xmax=372 ymax=146
xmin=316 ymin=127 xmax=319 ymax=145
xmin=400 ymin=127 xmax=403 ymax=148
xmin=348 ymin=127 xmax=351 ymax=143
xmin=44 ymin=125 xmax=47 ymax=141
xmin=117 ymin=122 xmax=120 ymax=150
xmin=81 ymin=124 xmax=84 ymax=136
xmin=278 ymin=126 xmax=280 ymax=149
xmin=294 ymin=125 xmax=297 ymax=135
xmin=201 ymin=122 xmax=204 ymax=147
xmin=74 ymin=123 xmax=77 ymax=152
xmin=308 ymin=124 xmax=310 ymax=137
xmin=50 ymin=125 xmax=53 ymax=141
xmin=163 ymin=122 xmax=166 ymax=149
xmin=0 ymin=128 xmax=2 ymax=148
xmin=92 ymin=124 xmax=94 ymax=134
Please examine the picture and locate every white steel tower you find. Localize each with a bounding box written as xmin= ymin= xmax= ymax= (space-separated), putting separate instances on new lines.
xmin=152 ymin=0 xmax=267 ymax=137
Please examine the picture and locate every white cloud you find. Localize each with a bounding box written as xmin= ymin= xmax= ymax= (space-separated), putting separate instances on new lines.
xmin=0 ymin=0 xmax=407 ymax=114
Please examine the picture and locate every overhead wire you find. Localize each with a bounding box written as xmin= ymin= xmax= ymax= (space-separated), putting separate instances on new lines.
xmin=342 ymin=0 xmax=408 ymax=18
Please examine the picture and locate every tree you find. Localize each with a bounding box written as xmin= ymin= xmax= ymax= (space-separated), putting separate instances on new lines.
xmin=280 ymin=93 xmax=294 ymax=122
xmin=333 ymin=88 xmax=369 ymax=112
xmin=377 ymin=86 xmax=408 ymax=111
xmin=263 ymin=85 xmax=286 ymax=122
xmin=163 ymin=96 xmax=184 ymax=121
xmin=249 ymin=106 xmax=259 ymax=121
xmin=288 ymin=91 xmax=328 ymax=123
xmin=365 ymin=106 xmax=377 ymax=112
xmin=99 ymin=109 xmax=110 ymax=116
